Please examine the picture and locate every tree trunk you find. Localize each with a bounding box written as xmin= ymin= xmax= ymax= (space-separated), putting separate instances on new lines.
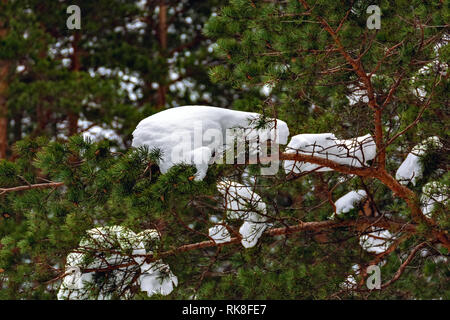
xmin=68 ymin=31 xmax=81 ymax=136
xmin=0 ymin=5 xmax=9 ymax=159
xmin=34 ymin=47 xmax=50 ymax=137
xmin=156 ymin=0 xmax=168 ymax=109
xmin=0 ymin=60 xmax=8 ymax=159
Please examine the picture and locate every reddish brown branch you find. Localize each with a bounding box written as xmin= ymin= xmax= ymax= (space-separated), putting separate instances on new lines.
xmin=0 ymin=182 xmax=64 ymax=195
xmin=332 ymin=241 xmax=428 ymax=296
xmin=297 ymin=0 xmax=386 ymax=170
xmin=0 ymin=14 xmax=10 ymax=159
xmin=81 ymin=217 xmax=417 ymax=273
xmin=385 ymin=87 xmax=436 ymax=147
xmin=279 ymin=151 xmax=449 ymax=249
xmin=279 ymin=152 xmax=376 ymax=177
xmin=290 ymin=1 xmax=450 ymax=249
xmin=358 ymin=234 xmax=411 ymax=287
xmin=380 ymin=242 xmax=428 ymax=289
xmin=298 ymin=0 xmax=377 ymax=109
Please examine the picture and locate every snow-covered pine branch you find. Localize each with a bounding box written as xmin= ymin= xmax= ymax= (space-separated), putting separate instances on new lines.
xmin=283 ymin=133 xmax=376 ymax=174
xmin=210 ymin=180 xmax=270 ymax=248
xmin=395 ymin=136 xmax=442 ymax=186
xmin=131 ymin=105 xmax=289 ymax=180
xmin=57 ymin=226 xmax=177 ymax=300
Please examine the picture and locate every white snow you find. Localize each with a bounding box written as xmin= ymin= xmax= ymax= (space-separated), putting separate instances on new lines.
xmin=420 ymin=248 xmax=448 ymax=264
xmin=242 ymin=168 xmax=257 ymax=185
xmin=395 ymin=136 xmax=442 ymax=186
xmin=340 ymin=264 xmax=360 ymax=289
xmin=208 ymin=225 xmax=231 ymax=244
xmin=77 ymin=119 xmax=122 ymax=143
xmin=332 ymin=190 xmax=367 ymax=218
xmin=214 ymin=180 xmax=269 ymax=248
xmin=359 ymin=227 xmax=393 ymax=254
xmin=132 ymin=106 xmax=290 ymax=180
xmin=139 ymin=261 xmax=178 ymax=296
xmin=239 ymin=218 xmax=268 ymax=248
xmin=347 ymin=83 xmax=369 ymax=106
xmin=283 ymin=133 xmax=376 ymax=174
xmin=57 ymin=226 xmax=177 ymax=300
xmin=421 ymin=181 xmax=448 ymax=218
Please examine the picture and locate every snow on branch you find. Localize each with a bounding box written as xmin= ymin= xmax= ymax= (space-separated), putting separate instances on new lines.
xmin=359 ymin=227 xmax=394 ymax=254
xmin=421 ymin=181 xmax=449 ymax=218
xmin=57 ymin=226 xmax=177 ymax=300
xmin=330 ymin=190 xmax=396 ymax=255
xmin=331 ymin=190 xmax=367 ymax=219
xmin=211 ymin=180 xmax=270 ymax=248
xmin=54 ymin=217 xmax=418 ymax=299
xmin=283 ymin=133 xmax=376 ymax=174
xmin=395 ymin=136 xmax=442 ymax=186
xmin=131 ymin=105 xmax=289 ymax=180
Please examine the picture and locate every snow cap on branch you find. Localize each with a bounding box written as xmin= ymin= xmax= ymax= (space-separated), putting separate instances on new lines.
xmin=332 ymin=190 xmax=367 ymax=219
xmin=208 ymin=224 xmax=231 ymax=244
xmin=340 ymin=264 xmax=360 ymax=290
xmin=283 ymin=133 xmax=376 ymax=174
xmin=57 ymin=226 xmax=177 ymax=300
xmin=359 ymin=227 xmax=394 ymax=254
xmin=132 ymin=105 xmax=289 ymax=180
xmin=395 ymin=136 xmax=442 ymax=186
xmin=421 ymin=181 xmax=448 ymax=218
xmin=212 ymin=179 xmax=269 ymax=248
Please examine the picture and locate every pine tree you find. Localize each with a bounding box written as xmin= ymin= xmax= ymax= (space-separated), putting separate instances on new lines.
xmin=200 ymin=0 xmax=449 ymax=299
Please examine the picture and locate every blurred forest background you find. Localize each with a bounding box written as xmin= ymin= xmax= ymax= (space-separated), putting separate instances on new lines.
xmin=0 ymin=0 xmax=258 ymax=154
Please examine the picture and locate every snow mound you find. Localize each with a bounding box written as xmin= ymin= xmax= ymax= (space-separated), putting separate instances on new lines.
xmin=139 ymin=261 xmax=178 ymax=297
xmin=359 ymin=227 xmax=393 ymax=254
xmin=332 ymin=190 xmax=367 ymax=219
xmin=395 ymin=136 xmax=442 ymax=186
xmin=283 ymin=133 xmax=376 ymax=174
xmin=132 ymin=106 xmax=289 ymax=180
xmin=214 ymin=179 xmax=269 ymax=248
xmin=208 ymin=225 xmax=231 ymax=244
xmin=421 ymin=181 xmax=449 ymax=218
xmin=57 ymin=226 xmax=177 ymax=300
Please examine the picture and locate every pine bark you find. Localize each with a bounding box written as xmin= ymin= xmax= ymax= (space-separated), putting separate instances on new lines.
xmin=68 ymin=31 xmax=81 ymax=136
xmin=0 ymin=5 xmax=9 ymax=159
xmin=156 ymin=0 xmax=168 ymax=109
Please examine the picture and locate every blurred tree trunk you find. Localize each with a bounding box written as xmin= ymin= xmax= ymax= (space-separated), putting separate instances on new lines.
xmin=0 ymin=60 xmax=8 ymax=159
xmin=0 ymin=1 xmax=9 ymax=159
xmin=68 ymin=31 xmax=81 ymax=136
xmin=33 ymin=46 xmax=50 ymax=137
xmin=156 ymin=0 xmax=168 ymax=109
xmin=13 ymin=111 xmax=22 ymax=141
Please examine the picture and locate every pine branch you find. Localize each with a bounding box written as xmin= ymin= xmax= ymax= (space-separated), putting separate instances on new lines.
xmin=379 ymin=241 xmax=428 ymax=289
xmin=80 ymin=217 xmax=417 ymax=273
xmin=279 ymin=152 xmax=377 ymax=177
xmin=331 ymin=241 xmax=429 ymax=297
xmin=0 ymin=181 xmax=64 ymax=195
